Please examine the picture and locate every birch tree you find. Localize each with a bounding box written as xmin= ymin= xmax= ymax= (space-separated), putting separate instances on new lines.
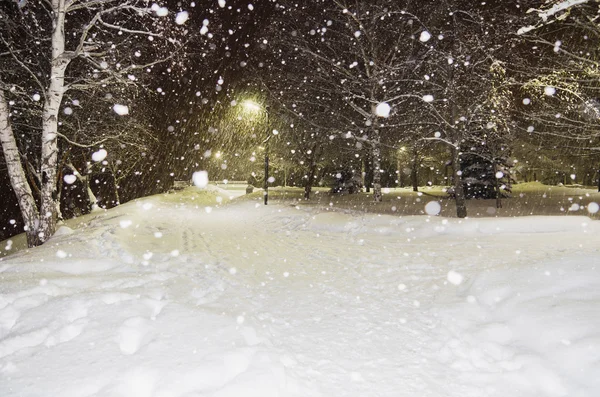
xmin=0 ymin=0 xmax=178 ymax=246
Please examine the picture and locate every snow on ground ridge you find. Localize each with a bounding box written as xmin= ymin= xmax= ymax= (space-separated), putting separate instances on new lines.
xmin=0 ymin=190 xmax=599 ymax=397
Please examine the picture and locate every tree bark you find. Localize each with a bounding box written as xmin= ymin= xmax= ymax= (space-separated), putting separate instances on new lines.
xmin=38 ymin=0 xmax=70 ymax=243
xmin=493 ymin=162 xmax=502 ymax=209
xmin=397 ymin=157 xmax=403 ymax=187
xmin=304 ymin=144 xmax=318 ymax=200
xmin=363 ymin=155 xmax=371 ymax=193
xmin=372 ymin=129 xmax=382 ymax=202
xmin=112 ymin=173 xmax=121 ymax=206
xmin=411 ymin=146 xmax=419 ymax=192
xmin=452 ymin=147 xmax=467 ymax=218
xmin=0 ymin=90 xmax=41 ymax=246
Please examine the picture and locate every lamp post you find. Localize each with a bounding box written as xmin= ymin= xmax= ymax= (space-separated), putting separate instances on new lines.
xmin=242 ymin=100 xmax=270 ymax=205
xmin=263 ymin=110 xmax=270 ymax=205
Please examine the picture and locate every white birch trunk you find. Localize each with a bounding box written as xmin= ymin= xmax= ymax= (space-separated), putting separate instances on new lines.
xmin=38 ymin=0 xmax=70 ymax=243
xmin=0 ymin=90 xmax=41 ymax=246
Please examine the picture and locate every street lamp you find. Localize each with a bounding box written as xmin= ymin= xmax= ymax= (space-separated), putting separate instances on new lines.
xmin=242 ymin=100 xmax=271 ymax=205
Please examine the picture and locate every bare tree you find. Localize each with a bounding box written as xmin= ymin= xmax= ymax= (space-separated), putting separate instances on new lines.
xmin=514 ymin=0 xmax=600 ymax=190
xmin=413 ymin=1 xmax=523 ymax=217
xmin=263 ymin=0 xmax=434 ymax=202
xmin=0 ymin=0 xmax=178 ymax=246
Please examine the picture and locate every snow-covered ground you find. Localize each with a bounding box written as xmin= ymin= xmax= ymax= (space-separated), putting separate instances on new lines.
xmin=1 ymin=187 xmax=599 ymax=397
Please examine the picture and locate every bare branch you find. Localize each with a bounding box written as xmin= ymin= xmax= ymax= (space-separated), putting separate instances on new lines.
xmin=0 ymin=37 xmax=47 ymax=98
xmin=98 ymin=17 xmax=162 ymax=37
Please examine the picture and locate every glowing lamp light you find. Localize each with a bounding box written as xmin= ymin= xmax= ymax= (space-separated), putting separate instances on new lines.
xmin=242 ymin=100 xmax=262 ymax=113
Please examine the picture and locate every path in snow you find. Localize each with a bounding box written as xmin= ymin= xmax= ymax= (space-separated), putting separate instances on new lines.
xmin=0 ymin=191 xmax=599 ymax=397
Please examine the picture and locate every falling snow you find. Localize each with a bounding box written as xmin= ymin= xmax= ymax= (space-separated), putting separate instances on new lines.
xmin=113 ymin=104 xmax=129 ymax=115
xmin=63 ymin=174 xmax=77 ymax=185
xmin=375 ymin=102 xmax=391 ymax=118
xmin=424 ymin=200 xmax=442 ymax=216
xmin=91 ymin=149 xmax=108 ymax=162
xmin=175 ymin=11 xmax=189 ymax=25
xmin=544 ymin=86 xmax=556 ymax=96
xmin=192 ymin=170 xmax=209 ymax=188
xmin=447 ymin=270 xmax=464 ymax=285
xmin=1 ymin=2 xmax=600 ymax=396
xmin=155 ymin=6 xmax=168 ymax=17
xmin=419 ymin=31 xmax=432 ymax=42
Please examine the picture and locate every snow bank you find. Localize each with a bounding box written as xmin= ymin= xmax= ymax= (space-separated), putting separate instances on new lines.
xmin=305 ymin=210 xmax=598 ymax=238
xmin=430 ymin=255 xmax=600 ymax=397
xmin=0 ymin=194 xmax=598 ymax=397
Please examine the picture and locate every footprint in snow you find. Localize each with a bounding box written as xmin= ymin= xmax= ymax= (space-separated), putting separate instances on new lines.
xmin=117 ymin=317 xmax=151 ymax=355
xmin=45 ymin=320 xmax=87 ymax=347
xmin=142 ymin=298 xmax=167 ymax=320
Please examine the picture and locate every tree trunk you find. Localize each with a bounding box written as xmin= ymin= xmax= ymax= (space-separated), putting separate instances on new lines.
xmin=0 ymin=90 xmax=41 ymax=246
xmin=452 ymin=147 xmax=467 ymax=218
xmin=113 ymin=174 xmax=121 ymax=205
xmin=372 ymin=129 xmax=382 ymax=202
xmin=363 ymin=155 xmax=371 ymax=193
xmin=55 ymin=151 xmax=70 ymax=221
xmin=397 ymin=157 xmax=403 ymax=187
xmin=38 ymin=0 xmax=70 ymax=243
xmin=582 ymin=172 xmax=589 ymax=187
xmin=86 ymin=183 xmax=99 ymax=211
xmin=597 ymin=166 xmax=600 ymax=192
xmin=67 ymin=163 xmax=98 ymax=212
xmin=55 ymin=173 xmax=64 ymax=222
xmin=84 ymin=164 xmax=99 ymax=210
xmin=411 ymin=146 xmax=419 ymax=192
xmin=264 ymin=139 xmax=269 ymax=205
xmin=493 ymin=162 xmax=502 ymax=209
xmin=304 ymin=145 xmax=318 ymax=200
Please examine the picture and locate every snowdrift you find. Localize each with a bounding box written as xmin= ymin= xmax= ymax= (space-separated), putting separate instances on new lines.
xmin=1 ymin=189 xmax=599 ymax=397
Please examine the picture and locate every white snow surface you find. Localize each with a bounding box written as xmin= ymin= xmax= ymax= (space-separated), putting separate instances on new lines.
xmin=1 ymin=189 xmax=599 ymax=397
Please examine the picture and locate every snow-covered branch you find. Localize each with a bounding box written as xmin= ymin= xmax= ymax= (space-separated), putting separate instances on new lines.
xmin=97 ymin=17 xmax=162 ymax=37
xmin=517 ymin=0 xmax=593 ymax=34
xmin=535 ymin=0 xmax=592 ymax=21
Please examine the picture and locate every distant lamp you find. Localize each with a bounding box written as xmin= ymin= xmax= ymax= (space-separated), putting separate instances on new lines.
xmin=242 ymin=100 xmax=262 ymax=113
